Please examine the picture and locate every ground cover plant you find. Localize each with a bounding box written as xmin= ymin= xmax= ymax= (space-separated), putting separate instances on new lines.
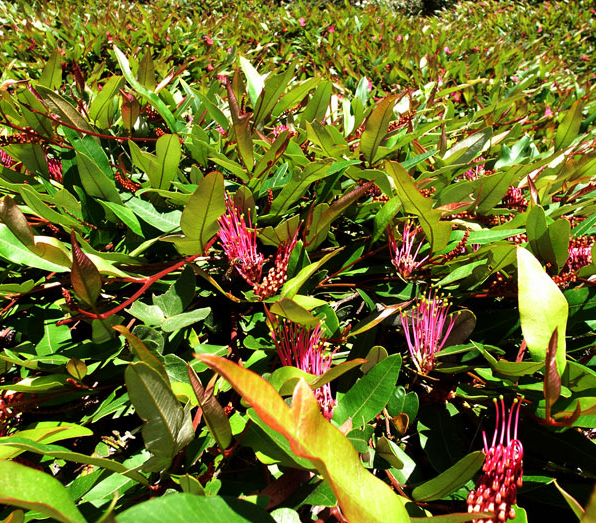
xmin=0 ymin=0 xmax=596 ymax=521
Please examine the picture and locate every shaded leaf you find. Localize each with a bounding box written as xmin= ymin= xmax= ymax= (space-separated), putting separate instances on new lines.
xmin=70 ymin=230 xmax=102 ymax=307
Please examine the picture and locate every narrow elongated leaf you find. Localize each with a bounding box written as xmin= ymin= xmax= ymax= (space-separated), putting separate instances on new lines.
xmin=0 ymin=460 xmax=86 ymax=523
xmin=544 ymin=327 xmax=562 ymax=421
xmin=0 ymin=425 xmax=92 ymax=460
xmin=442 ymin=128 xmax=492 ymax=166
xmin=226 ymin=81 xmax=254 ymax=172
xmin=125 ymin=362 xmax=194 ymax=472
xmin=0 ymin=438 xmax=148 ymax=484
xmin=148 ymin=134 xmax=181 ymax=190
xmin=188 ymin=366 xmax=232 ymax=451
xmin=552 ymin=479 xmax=585 ymax=520
xmin=38 ymin=49 xmax=62 ymax=90
xmin=281 ymin=247 xmax=342 ymax=299
xmin=361 ymin=95 xmax=397 ymax=166
xmin=116 ymin=494 xmax=276 ymax=523
xmin=77 ymin=152 xmax=122 ymax=204
xmin=555 ymin=100 xmax=583 ymax=151
xmin=412 ymin=451 xmax=485 ymax=501
xmin=113 ymin=325 xmax=168 ymax=382
xmin=517 ymin=247 xmax=568 ymax=373
xmin=411 ymin=513 xmax=492 ymax=523
xmin=180 ymin=171 xmax=225 ymax=252
xmin=88 ymin=75 xmax=124 ymax=128
xmin=253 ymin=64 xmax=295 ymax=126
xmin=70 ymin=230 xmax=102 ymax=307
xmin=0 ymin=196 xmax=34 ymax=248
xmin=333 ymin=354 xmax=402 ymax=427
xmin=270 ymin=298 xmax=320 ymax=328
xmin=197 ymin=355 xmax=410 ymax=523
xmin=137 ymin=50 xmax=156 ymax=91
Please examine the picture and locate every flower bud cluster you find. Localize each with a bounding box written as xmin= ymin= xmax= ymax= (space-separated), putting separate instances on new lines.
xmin=468 ymin=398 xmax=523 ymax=523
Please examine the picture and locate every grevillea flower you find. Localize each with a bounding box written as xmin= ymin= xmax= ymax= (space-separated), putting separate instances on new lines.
xmin=253 ymin=230 xmax=299 ymax=300
xmin=467 ymin=397 xmax=523 ymax=523
xmin=566 ymin=236 xmax=593 ymax=272
xmin=47 ymin=156 xmax=63 ymax=183
xmin=271 ymin=321 xmax=336 ymax=420
xmin=0 ymin=150 xmax=15 ymax=169
xmin=217 ymin=196 xmax=263 ymax=286
xmin=388 ymin=221 xmax=429 ymax=278
xmin=400 ymin=289 xmax=456 ymax=374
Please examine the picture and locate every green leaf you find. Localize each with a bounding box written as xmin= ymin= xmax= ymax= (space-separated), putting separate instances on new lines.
xmin=88 ymin=75 xmax=124 ymax=128
xmin=188 ymin=366 xmax=232 ymax=451
xmin=376 ymin=437 xmax=405 ymax=469
xmin=77 ymin=152 xmax=122 ymax=204
xmin=281 ymin=247 xmax=342 ymax=299
xmin=161 ymin=308 xmax=211 ymax=332
xmin=544 ymin=327 xmax=562 ymax=421
xmin=555 ymin=100 xmax=583 ymax=151
xmin=517 ymin=247 xmax=568 ymax=373
xmin=137 ymin=50 xmax=156 ymax=91
xmin=410 ymin=513 xmax=493 ymax=523
xmin=412 ymin=451 xmax=485 ymax=501
xmin=442 ymin=128 xmax=492 ymax=166
xmin=239 ymin=56 xmax=265 ymax=107
xmin=125 ymin=362 xmax=194 ymax=472
xmin=125 ymin=196 xmax=181 ymax=233
xmin=148 ymin=134 xmax=181 ymax=190
xmin=361 ymin=95 xmax=397 ymax=166
xmin=301 ymin=81 xmax=332 ymax=124
xmin=198 ymin=355 xmax=410 ymax=523
xmin=70 ymin=230 xmax=102 ymax=307
xmin=0 ymin=424 xmax=92 ymax=460
xmin=0 ymin=196 xmax=34 ymax=248
xmin=113 ymin=325 xmax=169 ymax=383
xmin=36 ymin=85 xmax=97 ymax=139
xmin=552 ymin=479 xmax=585 ymax=520
xmin=253 ymin=63 xmax=295 ymax=126
xmin=0 ymin=460 xmax=86 ymax=523
xmin=180 ymin=171 xmax=225 ymax=253
xmin=475 ymin=170 xmax=515 ymax=214
xmin=115 ymin=494 xmax=276 ymax=523
xmin=38 ymin=49 xmax=62 ymax=90
xmin=386 ymin=161 xmax=451 ymax=252
xmin=100 ymin=200 xmax=143 ymax=236
xmin=333 ymin=354 xmax=402 ymax=427
xmin=0 ymin=438 xmax=148 ymax=484
xmin=270 ymin=298 xmax=320 ymax=328
xmin=113 ymin=45 xmax=180 ymax=133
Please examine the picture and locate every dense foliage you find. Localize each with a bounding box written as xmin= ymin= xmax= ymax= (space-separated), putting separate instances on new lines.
xmin=0 ymin=0 xmax=596 ymax=521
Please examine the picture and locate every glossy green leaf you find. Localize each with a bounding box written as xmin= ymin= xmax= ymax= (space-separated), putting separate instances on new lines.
xmin=188 ymin=366 xmax=232 ymax=451
xmin=555 ymin=100 xmax=583 ymax=151
xmin=88 ymin=75 xmax=124 ymax=128
xmin=361 ymin=95 xmax=397 ymax=166
xmin=125 ymin=361 xmax=194 ymax=472
xmin=77 ymin=151 xmax=122 ymax=204
xmin=0 ymin=196 xmax=34 ymax=248
xmin=269 ymin=298 xmax=320 ymax=328
xmin=442 ymin=128 xmax=492 ymax=166
xmin=198 ymin=354 xmax=410 ymax=523
xmin=38 ymin=49 xmax=62 ymax=90
xmin=333 ymin=354 xmax=402 ymax=427
xmin=0 ymin=437 xmax=148 ymax=484
xmin=180 ymin=171 xmax=225 ymax=252
xmin=70 ymin=230 xmax=102 ymax=307
xmin=115 ymin=494 xmax=276 ymax=523
xmin=412 ymin=451 xmax=485 ymax=501
xmin=113 ymin=325 xmax=169 ymax=382
xmin=517 ymin=247 xmax=568 ymax=373
xmin=148 ymin=134 xmax=181 ymax=190
xmin=281 ymin=247 xmax=342 ymax=299
xmin=0 ymin=460 xmax=86 ymax=523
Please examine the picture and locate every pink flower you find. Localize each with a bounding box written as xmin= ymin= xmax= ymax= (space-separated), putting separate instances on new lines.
xmin=0 ymin=150 xmax=15 ymax=169
xmin=467 ymin=397 xmax=523 ymax=523
xmin=271 ymin=321 xmax=336 ymax=420
xmin=544 ymin=106 xmax=553 ymax=117
xmin=217 ymin=196 xmax=263 ymax=286
xmin=298 ymin=17 xmax=306 ymax=27
xmin=253 ymin=230 xmax=299 ymax=300
xmin=400 ymin=290 xmax=456 ymax=374
xmin=444 ymin=46 xmax=452 ymax=55
xmin=328 ymin=25 xmax=335 ymax=33
xmin=204 ymin=35 xmax=213 ymax=46
xmin=388 ymin=221 xmax=429 ymax=278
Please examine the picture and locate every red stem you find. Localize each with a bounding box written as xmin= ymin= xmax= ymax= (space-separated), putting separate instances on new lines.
xmin=77 ymin=255 xmax=199 ymax=320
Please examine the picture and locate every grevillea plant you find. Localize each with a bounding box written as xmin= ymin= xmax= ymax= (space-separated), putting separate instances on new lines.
xmin=0 ymin=1 xmax=595 ymax=522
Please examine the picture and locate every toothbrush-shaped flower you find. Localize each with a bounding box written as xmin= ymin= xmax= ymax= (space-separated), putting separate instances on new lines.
xmin=217 ymin=196 xmax=264 ymax=286
xmin=271 ymin=321 xmax=336 ymax=420
xmin=253 ymin=230 xmax=299 ymax=300
xmin=388 ymin=221 xmax=429 ymax=278
xmin=400 ymin=290 xmax=456 ymax=374
xmin=467 ymin=397 xmax=524 ymax=523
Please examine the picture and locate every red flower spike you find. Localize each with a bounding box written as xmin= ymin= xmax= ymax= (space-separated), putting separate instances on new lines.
xmin=468 ymin=397 xmax=524 ymax=523
xmin=400 ymin=289 xmax=456 ymax=374
xmin=253 ymin=229 xmax=299 ymax=300
xmin=217 ymin=196 xmax=263 ymax=286
xmin=388 ymin=221 xmax=429 ymax=278
xmin=271 ymin=320 xmax=336 ymax=420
